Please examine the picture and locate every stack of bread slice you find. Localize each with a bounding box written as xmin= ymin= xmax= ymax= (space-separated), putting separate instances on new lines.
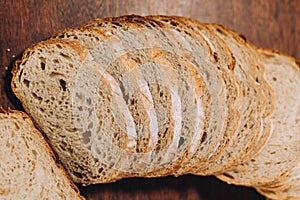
xmin=9 ymin=15 xmax=300 ymax=199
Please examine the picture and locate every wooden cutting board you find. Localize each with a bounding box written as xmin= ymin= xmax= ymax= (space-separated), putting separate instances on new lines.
xmin=0 ymin=0 xmax=298 ymax=199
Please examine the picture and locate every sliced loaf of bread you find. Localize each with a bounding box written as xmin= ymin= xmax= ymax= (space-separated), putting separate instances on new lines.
xmin=9 ymin=15 xmax=300 ymax=199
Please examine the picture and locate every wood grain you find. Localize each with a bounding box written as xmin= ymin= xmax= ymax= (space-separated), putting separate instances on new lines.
xmin=0 ymin=0 xmax=298 ymax=199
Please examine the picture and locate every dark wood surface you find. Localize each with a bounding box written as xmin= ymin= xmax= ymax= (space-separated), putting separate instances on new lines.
xmin=0 ymin=0 xmax=299 ymax=199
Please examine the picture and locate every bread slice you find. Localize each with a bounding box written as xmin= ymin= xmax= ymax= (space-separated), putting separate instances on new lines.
xmin=11 ymin=39 xmax=138 ymax=184
xmin=197 ymin=23 xmax=267 ymax=174
xmin=51 ymin=26 xmax=159 ymax=156
xmin=217 ymin=49 xmax=300 ymax=186
xmin=0 ymin=109 xmax=84 ymax=200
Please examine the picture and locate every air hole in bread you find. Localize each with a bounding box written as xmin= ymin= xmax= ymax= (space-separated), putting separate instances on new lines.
xmin=184 ymin=30 xmax=192 ymax=36
xmin=57 ymin=34 xmax=65 ymax=39
xmin=59 ymin=79 xmax=67 ymax=91
xmin=113 ymin=132 xmax=118 ymax=139
xmin=213 ymin=52 xmax=219 ymax=62
xmin=40 ymin=62 xmax=45 ymax=70
xmin=56 ymin=44 xmax=63 ymax=49
xmin=32 ymin=92 xmax=42 ymax=101
xmin=170 ymin=21 xmax=179 ymax=27
xmin=159 ymin=91 xmax=164 ymax=97
xmin=60 ymin=53 xmax=71 ymax=60
xmin=216 ymin=27 xmax=225 ymax=35
xmin=18 ymin=68 xmax=24 ymax=82
xmin=73 ymin=171 xmax=83 ymax=179
xmin=23 ymin=79 xmax=30 ymax=87
xmin=200 ymin=131 xmax=207 ymax=143
xmin=175 ymin=28 xmax=181 ymax=32
xmin=222 ymin=173 xmax=234 ymax=179
xmin=178 ymin=136 xmax=185 ymax=148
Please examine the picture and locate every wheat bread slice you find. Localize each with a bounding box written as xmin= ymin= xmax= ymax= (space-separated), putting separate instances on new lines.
xmin=52 ymin=26 xmax=159 ymax=157
xmin=0 ymin=109 xmax=84 ymax=200
xmin=11 ymin=39 xmax=138 ymax=184
xmin=198 ymin=23 xmax=267 ymax=175
xmin=84 ymin=15 xmax=207 ymax=177
xmin=217 ymin=49 xmax=300 ymax=186
xmin=168 ymin=16 xmax=242 ymax=176
xmin=145 ymin=15 xmax=228 ymax=176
